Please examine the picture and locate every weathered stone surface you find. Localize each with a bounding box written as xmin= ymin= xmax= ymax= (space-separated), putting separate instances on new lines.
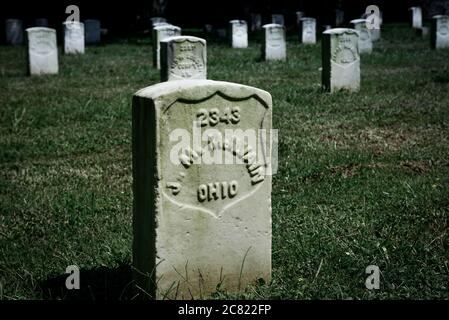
xmin=299 ymin=17 xmax=316 ymax=44
xmin=322 ymin=28 xmax=360 ymax=92
xmin=160 ymin=36 xmax=207 ymax=82
xmin=5 ymin=19 xmax=23 ymax=45
xmin=84 ymin=19 xmax=101 ymax=44
xmin=431 ymin=15 xmax=449 ymax=49
xmin=132 ymin=79 xmax=272 ymax=299
xmin=409 ymin=7 xmax=423 ymax=28
xmin=153 ymin=25 xmax=181 ymax=69
xmin=63 ymin=21 xmax=85 ymax=54
xmin=229 ymin=20 xmax=248 ymax=48
xmin=26 ymin=27 xmax=58 ymax=75
xmin=350 ymin=19 xmax=372 ymax=54
xmin=271 ymin=14 xmax=285 ymax=26
xmin=262 ymin=24 xmax=286 ymax=61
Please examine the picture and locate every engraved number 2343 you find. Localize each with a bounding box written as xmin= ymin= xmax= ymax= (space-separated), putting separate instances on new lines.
xmin=196 ymin=107 xmax=240 ymax=127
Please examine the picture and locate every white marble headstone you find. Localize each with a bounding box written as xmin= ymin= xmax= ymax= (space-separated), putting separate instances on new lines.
xmin=26 ymin=27 xmax=58 ymax=75
xmin=229 ymin=20 xmax=248 ymax=48
xmin=63 ymin=21 xmax=85 ymax=54
xmin=84 ymin=19 xmax=101 ymax=44
xmin=160 ymin=36 xmax=207 ymax=82
xmin=132 ymin=79 xmax=272 ymax=299
xmin=5 ymin=19 xmax=23 ymax=45
xmin=153 ymin=25 xmax=181 ymax=69
xmin=300 ymin=17 xmax=317 ymax=44
xmin=431 ymin=15 xmax=449 ymax=49
xmin=322 ymin=28 xmax=360 ymax=92
xmin=409 ymin=7 xmax=423 ymax=29
xmin=262 ymin=24 xmax=286 ymax=61
xmin=350 ymin=19 xmax=372 ymax=54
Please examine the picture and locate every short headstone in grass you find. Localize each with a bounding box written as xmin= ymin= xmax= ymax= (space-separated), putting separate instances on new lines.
xmin=63 ymin=21 xmax=85 ymax=54
xmin=409 ymin=7 xmax=423 ymax=29
xmin=296 ymin=11 xmax=304 ymax=26
xmin=5 ymin=19 xmax=23 ymax=45
xmin=26 ymin=27 xmax=58 ymax=75
xmin=153 ymin=25 xmax=181 ymax=69
xmin=350 ymin=19 xmax=372 ymax=54
xmin=160 ymin=36 xmax=207 ymax=82
xmin=299 ymin=17 xmax=317 ymax=44
xmin=271 ymin=14 xmax=285 ymax=26
xmin=35 ymin=18 xmax=48 ymax=27
xmin=431 ymin=15 xmax=449 ymax=49
xmin=84 ymin=19 xmax=101 ymax=44
xmin=322 ymin=28 xmax=360 ymax=92
xmin=132 ymin=79 xmax=272 ymax=299
xmin=250 ymin=13 xmax=262 ymax=31
xmin=262 ymin=23 xmax=286 ymax=61
xmin=229 ymin=20 xmax=248 ymax=48
xmin=416 ymin=27 xmax=430 ymax=37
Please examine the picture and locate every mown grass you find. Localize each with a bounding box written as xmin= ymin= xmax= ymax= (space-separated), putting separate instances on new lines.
xmin=0 ymin=24 xmax=448 ymax=299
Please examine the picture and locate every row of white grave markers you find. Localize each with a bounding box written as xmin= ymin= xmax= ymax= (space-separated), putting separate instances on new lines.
xmin=5 ymin=19 xmax=100 ymax=46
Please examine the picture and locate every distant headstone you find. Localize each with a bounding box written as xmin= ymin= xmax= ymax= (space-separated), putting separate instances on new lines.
xmin=409 ymin=7 xmax=423 ymax=28
xmin=35 ymin=18 xmax=49 ymax=27
xmin=132 ymin=79 xmax=272 ymax=299
xmin=150 ymin=17 xmax=167 ymax=26
xmin=204 ymin=24 xmax=213 ymax=33
xmin=271 ymin=14 xmax=285 ymax=26
xmin=5 ymin=19 xmax=23 ymax=45
xmin=322 ymin=25 xmax=332 ymax=32
xmin=251 ymin=13 xmax=262 ymax=31
xmin=216 ymin=28 xmax=227 ymax=39
xmin=63 ymin=21 xmax=85 ymax=54
xmin=335 ymin=9 xmax=345 ymax=26
xmin=153 ymin=25 xmax=181 ymax=69
xmin=416 ymin=26 xmax=430 ymax=37
xmin=152 ymin=22 xmax=170 ymax=29
xmin=431 ymin=15 xmax=449 ymax=49
xmin=262 ymin=24 xmax=286 ymax=61
xmin=350 ymin=19 xmax=372 ymax=54
xmin=296 ymin=11 xmax=304 ymax=26
xmin=299 ymin=17 xmax=317 ymax=44
xmin=84 ymin=19 xmax=101 ymax=44
xmin=26 ymin=27 xmax=58 ymax=75
xmin=229 ymin=20 xmax=248 ymax=48
xmin=322 ymin=28 xmax=360 ymax=92
xmin=160 ymin=36 xmax=207 ymax=82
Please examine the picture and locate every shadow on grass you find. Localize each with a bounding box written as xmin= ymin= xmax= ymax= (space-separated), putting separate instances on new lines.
xmin=39 ymin=264 xmax=135 ymax=300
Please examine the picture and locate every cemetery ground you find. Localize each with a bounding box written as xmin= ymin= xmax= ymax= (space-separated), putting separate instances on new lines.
xmin=1 ymin=24 xmax=448 ymax=300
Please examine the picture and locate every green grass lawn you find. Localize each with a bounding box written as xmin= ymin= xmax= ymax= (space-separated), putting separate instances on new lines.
xmin=0 ymin=24 xmax=448 ymax=299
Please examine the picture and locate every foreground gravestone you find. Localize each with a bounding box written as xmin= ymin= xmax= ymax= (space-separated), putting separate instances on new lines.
xmin=160 ymin=36 xmax=207 ymax=82
xmin=84 ymin=19 xmax=101 ymax=44
xmin=350 ymin=19 xmax=372 ymax=54
xmin=262 ymin=24 xmax=286 ymax=61
xmin=299 ymin=17 xmax=317 ymax=44
xmin=409 ymin=7 xmax=423 ymax=28
xmin=271 ymin=14 xmax=285 ymax=26
xmin=431 ymin=15 xmax=449 ymax=49
xmin=63 ymin=21 xmax=85 ymax=54
xmin=322 ymin=28 xmax=360 ymax=92
xmin=153 ymin=25 xmax=181 ymax=69
xmin=132 ymin=79 xmax=272 ymax=299
xmin=229 ymin=20 xmax=248 ymax=48
xmin=5 ymin=19 xmax=23 ymax=45
xmin=26 ymin=27 xmax=58 ymax=75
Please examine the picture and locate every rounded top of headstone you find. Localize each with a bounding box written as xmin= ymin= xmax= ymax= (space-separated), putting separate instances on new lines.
xmin=153 ymin=22 xmax=171 ymax=28
xmin=350 ymin=19 xmax=368 ymax=24
xmin=323 ymin=28 xmax=358 ymax=35
xmin=161 ymin=35 xmax=206 ymax=45
xmin=432 ymin=15 xmax=449 ymax=19
xmin=63 ymin=21 xmax=83 ymax=26
xmin=229 ymin=20 xmax=246 ymax=25
xmin=25 ymin=27 xmax=56 ymax=33
xmin=134 ymin=80 xmax=271 ymax=106
xmin=300 ymin=17 xmax=316 ymax=22
xmin=262 ymin=23 xmax=283 ymax=29
xmin=154 ymin=24 xmax=180 ymax=31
